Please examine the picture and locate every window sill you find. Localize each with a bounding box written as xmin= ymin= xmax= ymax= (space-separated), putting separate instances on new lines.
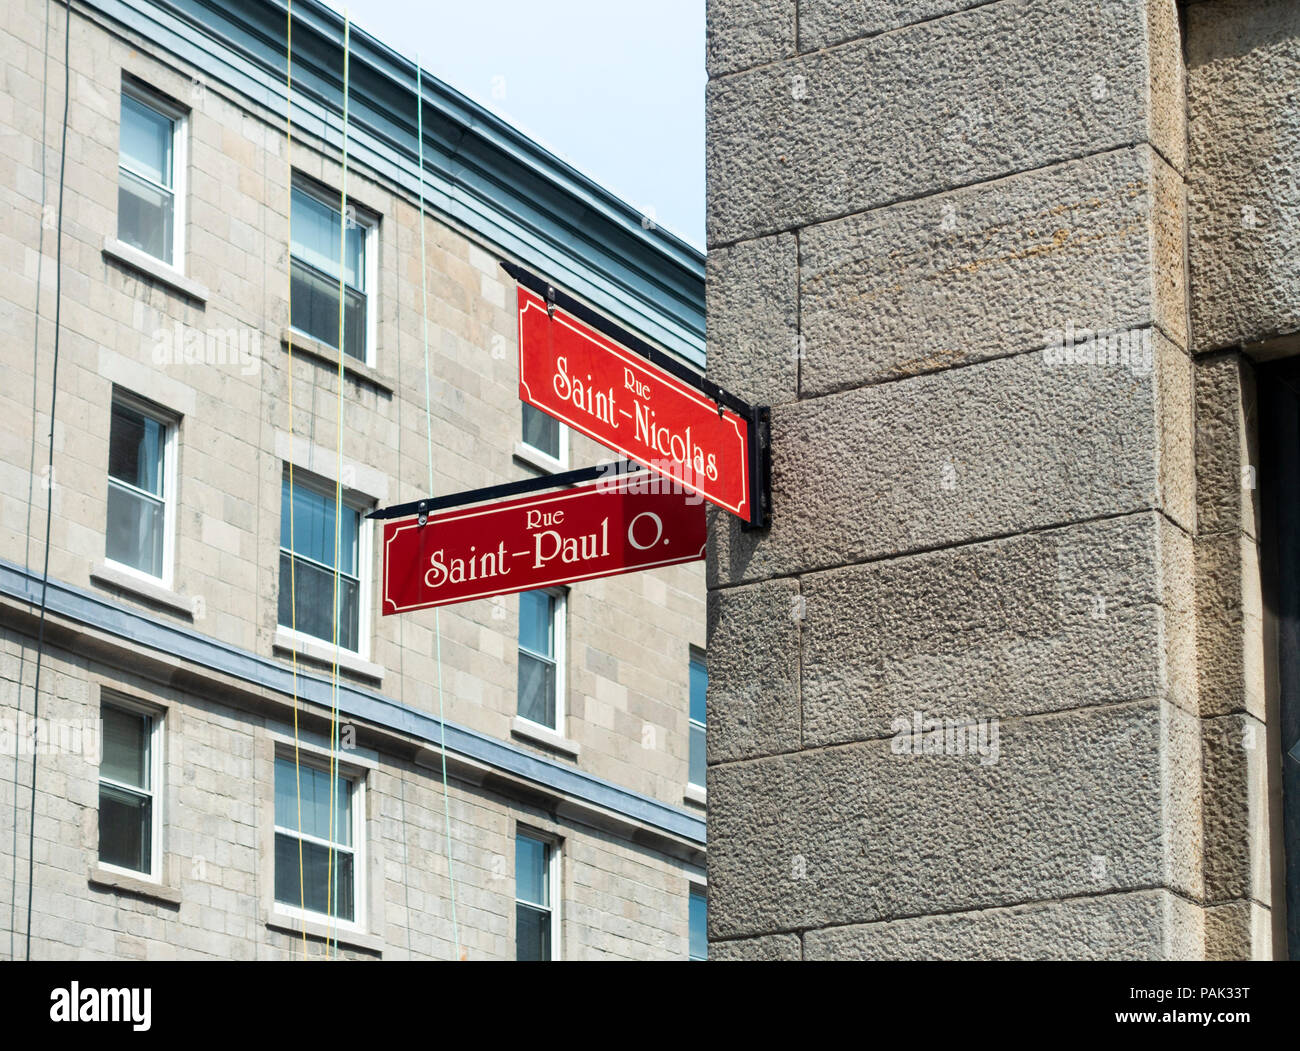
xmin=273 ymin=626 xmax=384 ymax=684
xmin=89 ymin=865 xmax=182 ymax=906
xmin=511 ymin=716 xmax=580 ymax=759
xmin=280 ymin=328 xmax=394 ymax=395
xmin=90 ymin=561 xmax=193 ymax=619
xmin=513 ymin=442 xmax=568 ymax=476
xmin=102 ymin=236 xmax=208 ymax=303
xmin=683 ymin=783 xmax=707 ymax=807
xmin=265 ymin=910 xmax=384 ymax=955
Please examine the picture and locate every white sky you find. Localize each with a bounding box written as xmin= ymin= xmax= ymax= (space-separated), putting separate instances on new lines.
xmin=320 ymin=0 xmax=706 ymax=249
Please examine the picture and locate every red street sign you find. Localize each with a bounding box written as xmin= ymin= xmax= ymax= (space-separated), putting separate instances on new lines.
xmin=380 ymin=474 xmax=706 ymax=613
xmin=515 ymin=285 xmax=755 ymax=521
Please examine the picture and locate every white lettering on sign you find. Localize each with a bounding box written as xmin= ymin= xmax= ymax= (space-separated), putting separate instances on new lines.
xmin=624 ymin=367 xmax=650 ymax=400
xmin=626 ymin=512 xmax=664 ymax=551
xmin=425 ymin=541 xmax=511 ymax=588
xmin=553 ymin=355 xmax=619 ymax=429
xmin=533 ymin=517 xmax=610 ymax=568
xmin=421 ymin=504 xmax=685 ymax=591
xmin=632 ymin=404 xmax=718 ymax=482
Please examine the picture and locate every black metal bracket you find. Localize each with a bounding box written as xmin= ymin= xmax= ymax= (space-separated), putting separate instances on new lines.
xmin=367 ymin=460 xmax=645 ymax=522
xmin=499 ymin=260 xmax=774 ymax=530
xmin=741 ymin=405 xmax=772 ymax=531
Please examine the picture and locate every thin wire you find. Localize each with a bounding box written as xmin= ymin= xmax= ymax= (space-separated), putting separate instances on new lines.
xmin=415 ymin=58 xmax=462 ymax=960
xmin=10 ymin=0 xmax=54 ymax=963
xmin=24 ymin=0 xmax=71 ymax=960
xmin=283 ymin=0 xmax=310 ymax=960
xmin=325 ymin=12 xmax=351 ymax=959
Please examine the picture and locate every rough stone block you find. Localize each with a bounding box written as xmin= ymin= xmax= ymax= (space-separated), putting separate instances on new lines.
xmin=706 ymin=0 xmax=796 ymax=78
xmin=711 ymin=334 xmax=1189 ymax=584
xmin=1195 ymin=352 xmax=1260 ymax=539
xmin=705 ymin=232 xmax=799 ymax=405
xmin=796 ymin=513 xmax=1192 ymax=747
xmin=1195 ymin=531 xmax=1266 ymax=720
xmin=706 ymin=576 xmax=801 ymax=762
xmin=799 ymin=147 xmax=1186 ymax=393
xmin=710 ymin=932 xmax=801 ymax=960
xmin=1186 ymin=0 xmax=1300 ymax=350
xmin=708 ymin=0 xmax=1172 ymax=244
xmin=708 ymin=699 xmax=1202 ymax=938
xmin=1203 ymin=900 xmax=1273 ymax=961
xmin=798 ymin=0 xmax=992 ymax=51
xmin=1201 ymin=713 xmax=1271 ymax=902
xmin=803 ymin=890 xmax=1203 ymax=960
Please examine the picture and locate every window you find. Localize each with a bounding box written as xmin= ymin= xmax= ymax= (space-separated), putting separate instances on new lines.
xmin=518 ymin=589 xmax=564 ymax=730
xmin=106 ymin=394 xmax=174 ymax=583
xmin=289 ymin=181 xmax=372 ymax=363
xmin=689 ymin=651 xmax=707 ymax=789
xmin=273 ymin=755 xmax=360 ymax=924
xmin=98 ymin=701 xmax=161 ymax=878
xmin=117 ymin=83 xmax=185 ymax=267
xmin=689 ymin=885 xmax=707 ymax=961
xmin=278 ymin=472 xmax=364 ymax=652
xmin=522 ymin=404 xmax=562 ymax=461
xmin=516 ymin=832 xmax=556 ymax=961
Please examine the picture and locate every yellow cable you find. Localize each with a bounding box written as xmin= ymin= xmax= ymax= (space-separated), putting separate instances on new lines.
xmin=284 ymin=0 xmax=309 ymax=961
xmin=415 ymin=58 xmax=462 ymax=960
xmin=326 ymin=11 xmax=352 ymax=960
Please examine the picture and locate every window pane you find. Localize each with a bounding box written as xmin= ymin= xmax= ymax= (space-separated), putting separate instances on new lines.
xmin=99 ymin=783 xmax=151 ymax=873
xmin=689 ymin=723 xmax=706 ymax=789
xmin=289 ymin=259 xmax=366 ymax=360
xmin=119 ymin=94 xmax=172 ymax=187
xmin=516 ymin=903 xmax=551 ymax=961
xmin=516 ymin=651 xmax=556 ymax=728
xmin=516 ymin=834 xmax=549 ymax=906
xmin=280 ymin=478 xmax=359 ymax=574
xmin=275 ymin=832 xmax=354 ymax=921
xmin=518 ymin=590 xmax=552 ymax=657
xmin=689 ymin=888 xmax=707 ymax=960
xmin=106 ymin=483 xmax=164 ymax=578
xmin=109 ymin=402 xmax=165 ymax=495
xmin=522 ymin=404 xmax=559 ymax=458
xmin=274 ymin=756 xmax=351 ymax=846
xmin=278 ymin=552 xmax=360 ymax=651
xmin=290 ymin=187 xmax=363 ymax=289
xmin=101 ymin=705 xmax=149 ymax=789
xmin=118 ymin=169 xmax=175 ymax=265
xmin=689 ymin=655 xmax=707 ymax=725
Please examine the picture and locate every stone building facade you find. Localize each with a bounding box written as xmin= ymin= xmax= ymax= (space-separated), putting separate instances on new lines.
xmin=705 ymin=0 xmax=1299 ymax=960
xmin=1 ymin=0 xmax=707 ymax=959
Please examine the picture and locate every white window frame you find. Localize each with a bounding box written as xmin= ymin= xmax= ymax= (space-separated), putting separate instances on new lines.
xmin=516 ymin=404 xmax=569 ymax=473
xmin=96 ymin=695 xmax=164 ymax=883
xmin=515 ymin=829 xmax=560 ymax=961
xmin=277 ymin=467 xmax=374 ymax=660
xmin=688 ymin=882 xmax=708 ymax=961
xmin=688 ymin=647 xmax=707 ymax=790
xmin=271 ymin=748 xmax=367 ymax=934
xmin=105 ymin=390 xmax=178 ymax=589
xmin=118 ymin=78 xmax=187 ymax=272
xmin=516 ymin=587 xmax=566 ymax=734
xmin=288 ymin=176 xmax=379 ymax=368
